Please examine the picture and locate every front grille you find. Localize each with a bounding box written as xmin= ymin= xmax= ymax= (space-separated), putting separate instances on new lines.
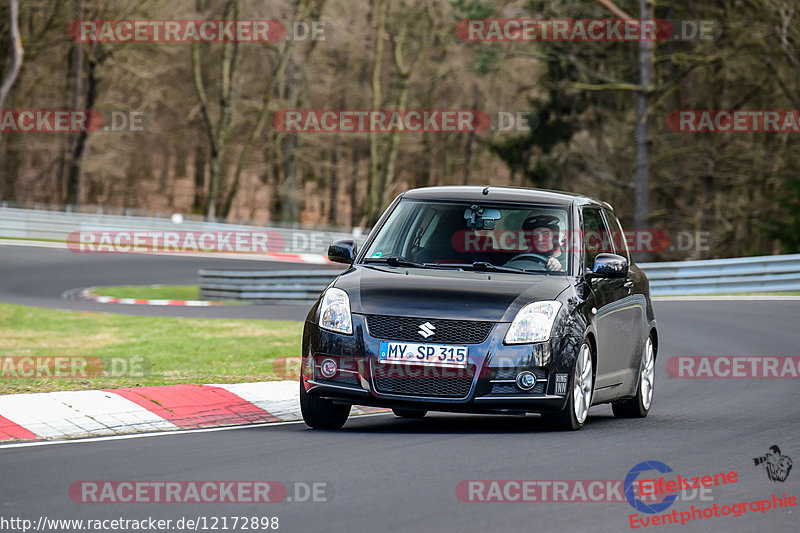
xmin=371 ymin=362 xmax=476 ymax=398
xmin=366 ymin=315 xmax=493 ymax=344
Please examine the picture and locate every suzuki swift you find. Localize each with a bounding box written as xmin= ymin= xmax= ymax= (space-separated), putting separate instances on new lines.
xmin=300 ymin=186 xmax=658 ymax=430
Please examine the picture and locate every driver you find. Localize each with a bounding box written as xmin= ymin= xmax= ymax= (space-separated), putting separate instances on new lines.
xmin=521 ymin=214 xmax=565 ymax=271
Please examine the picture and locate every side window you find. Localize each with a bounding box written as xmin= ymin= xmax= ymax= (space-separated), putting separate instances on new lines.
xmin=581 ymin=208 xmax=614 ymax=269
xmin=603 ymin=208 xmax=630 ymax=263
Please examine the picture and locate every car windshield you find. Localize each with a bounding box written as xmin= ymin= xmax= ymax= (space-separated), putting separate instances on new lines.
xmin=362 ymin=199 xmax=570 ymax=274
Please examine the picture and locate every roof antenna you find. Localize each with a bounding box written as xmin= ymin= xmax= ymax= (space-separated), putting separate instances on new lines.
xmin=482 ymin=186 xmax=489 ymax=196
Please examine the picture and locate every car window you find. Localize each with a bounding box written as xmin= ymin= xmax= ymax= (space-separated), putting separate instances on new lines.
xmin=581 ymin=207 xmax=614 ymax=269
xmin=362 ymin=200 xmax=570 ymax=274
xmin=603 ymin=208 xmax=630 ymax=263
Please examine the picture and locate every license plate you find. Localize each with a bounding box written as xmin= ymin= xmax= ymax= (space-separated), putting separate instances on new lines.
xmin=378 ymin=341 xmax=468 ymax=368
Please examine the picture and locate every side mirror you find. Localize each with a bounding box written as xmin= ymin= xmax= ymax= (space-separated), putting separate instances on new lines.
xmin=328 ymin=239 xmax=356 ymax=265
xmin=590 ymin=253 xmax=628 ymax=279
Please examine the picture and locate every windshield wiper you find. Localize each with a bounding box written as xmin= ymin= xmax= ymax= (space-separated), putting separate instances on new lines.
xmin=363 ymin=256 xmax=430 ymax=268
xmin=434 ymin=261 xmax=533 ymax=274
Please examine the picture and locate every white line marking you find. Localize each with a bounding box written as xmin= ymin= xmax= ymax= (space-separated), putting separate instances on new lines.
xmin=0 ymin=412 xmax=392 ymax=450
xmin=654 ymin=296 xmax=800 ymax=301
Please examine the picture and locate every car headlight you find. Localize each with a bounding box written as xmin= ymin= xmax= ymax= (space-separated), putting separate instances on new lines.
xmin=318 ymin=287 xmax=353 ymax=335
xmin=504 ymin=300 xmax=562 ymax=344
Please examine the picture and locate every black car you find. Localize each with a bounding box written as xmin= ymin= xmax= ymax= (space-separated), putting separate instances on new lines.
xmin=300 ymin=186 xmax=658 ymax=430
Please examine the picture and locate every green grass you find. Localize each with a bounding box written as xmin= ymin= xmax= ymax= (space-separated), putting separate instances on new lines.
xmin=0 ymin=303 xmax=303 ymax=394
xmin=90 ymin=285 xmax=251 ymax=305
xmin=91 ymin=285 xmax=201 ymax=301
xmin=0 ymin=236 xmax=62 ymax=243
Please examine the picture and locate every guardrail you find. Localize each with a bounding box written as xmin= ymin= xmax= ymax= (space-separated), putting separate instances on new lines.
xmin=198 ymin=254 xmax=800 ymax=303
xmin=0 ymin=206 xmax=362 ymax=256
xmin=639 ymin=254 xmax=800 ymax=296
xmin=199 ymin=269 xmax=341 ymax=304
xmin=4 ymin=207 xmax=797 ymax=299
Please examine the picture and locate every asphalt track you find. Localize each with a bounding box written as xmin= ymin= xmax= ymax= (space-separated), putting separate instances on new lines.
xmin=0 ymin=243 xmax=340 ymax=319
xmin=1 ymin=245 xmax=799 ymax=532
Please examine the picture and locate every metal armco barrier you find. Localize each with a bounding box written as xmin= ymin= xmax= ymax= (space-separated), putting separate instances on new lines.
xmin=639 ymin=254 xmax=800 ymax=295
xmin=200 ymin=254 xmax=800 ymax=304
xmin=199 ymin=269 xmax=342 ymax=304
xmin=0 ymin=206 xmax=360 ymax=256
xmin=5 ymin=207 xmax=798 ymax=300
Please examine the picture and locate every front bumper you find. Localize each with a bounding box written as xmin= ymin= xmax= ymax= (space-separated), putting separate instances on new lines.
xmin=301 ymin=314 xmax=581 ymax=414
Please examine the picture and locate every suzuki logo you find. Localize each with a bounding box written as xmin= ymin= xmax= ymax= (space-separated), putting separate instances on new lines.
xmin=418 ymin=322 xmax=436 ymax=338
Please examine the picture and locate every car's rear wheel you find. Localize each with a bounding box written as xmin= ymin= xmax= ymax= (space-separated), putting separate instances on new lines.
xmin=612 ymin=335 xmax=655 ymax=418
xmin=299 ymin=380 xmax=351 ymax=429
xmin=542 ymin=341 xmax=593 ymax=431
xmin=392 ymin=409 xmax=427 ymax=419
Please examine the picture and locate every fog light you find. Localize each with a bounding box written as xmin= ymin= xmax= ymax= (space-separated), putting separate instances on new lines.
xmin=320 ymin=358 xmax=337 ymax=378
xmin=516 ymin=371 xmax=537 ymax=391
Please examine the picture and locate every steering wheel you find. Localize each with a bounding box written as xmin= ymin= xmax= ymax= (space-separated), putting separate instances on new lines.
xmin=505 ymin=252 xmax=550 ymax=265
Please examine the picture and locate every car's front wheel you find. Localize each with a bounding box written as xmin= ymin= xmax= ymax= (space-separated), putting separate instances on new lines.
xmin=392 ymin=409 xmax=427 ymax=419
xmin=299 ymin=380 xmax=351 ymax=429
xmin=542 ymin=340 xmax=593 ymax=431
xmin=612 ymin=335 xmax=655 ymax=418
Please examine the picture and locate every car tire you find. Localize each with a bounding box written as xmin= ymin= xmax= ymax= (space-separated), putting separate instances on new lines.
xmin=299 ymin=380 xmax=351 ymax=429
xmin=612 ymin=335 xmax=655 ymax=419
xmin=542 ymin=340 xmax=594 ymax=431
xmin=392 ymin=409 xmax=427 ymax=419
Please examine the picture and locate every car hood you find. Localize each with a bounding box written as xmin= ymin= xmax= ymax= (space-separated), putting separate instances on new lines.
xmin=334 ymin=265 xmax=571 ymax=322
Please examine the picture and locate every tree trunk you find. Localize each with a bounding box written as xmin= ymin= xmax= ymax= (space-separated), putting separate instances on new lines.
xmin=364 ymin=0 xmax=387 ymax=223
xmin=328 ymin=140 xmax=340 ymax=225
xmin=0 ymin=0 xmax=23 ymax=115
xmin=192 ymin=144 xmax=207 ymax=212
xmin=633 ymin=0 xmax=653 ymax=261
xmin=65 ymin=49 xmax=97 ymax=205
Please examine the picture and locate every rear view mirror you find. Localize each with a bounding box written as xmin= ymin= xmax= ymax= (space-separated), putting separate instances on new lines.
xmin=328 ymin=240 xmax=356 ymax=264
xmin=464 ymin=205 xmax=501 ymax=230
xmin=590 ymin=253 xmax=628 ymax=278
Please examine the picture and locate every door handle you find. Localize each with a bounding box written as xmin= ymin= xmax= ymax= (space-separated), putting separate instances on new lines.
xmin=623 ymin=280 xmax=634 ymax=289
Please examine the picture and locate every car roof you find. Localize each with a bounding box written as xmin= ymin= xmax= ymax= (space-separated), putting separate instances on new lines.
xmin=401 ymin=185 xmax=610 ymax=209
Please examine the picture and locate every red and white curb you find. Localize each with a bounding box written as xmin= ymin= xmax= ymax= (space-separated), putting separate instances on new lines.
xmin=74 ymin=288 xmax=223 ymax=306
xmin=0 ymin=381 xmax=387 ymax=443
